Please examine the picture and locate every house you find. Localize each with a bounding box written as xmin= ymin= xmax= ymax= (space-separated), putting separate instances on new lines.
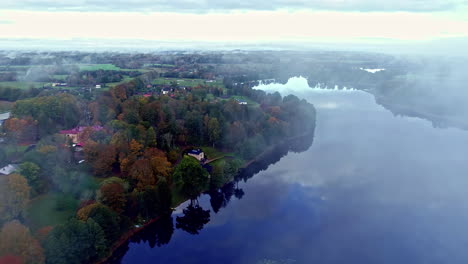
xmin=0 ymin=112 xmax=10 ymax=126
xmin=161 ymin=87 xmax=171 ymax=95
xmin=59 ymin=125 xmax=104 ymax=144
xmin=187 ymin=149 xmax=205 ymax=161
xmin=95 ymin=84 xmax=102 ymax=89
xmin=236 ymin=99 xmax=247 ymax=105
xmin=52 ymin=83 xmax=68 ymax=87
xmin=0 ymin=164 xmax=18 ymax=175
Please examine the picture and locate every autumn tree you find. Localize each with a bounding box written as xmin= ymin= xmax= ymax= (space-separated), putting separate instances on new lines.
xmin=3 ymin=117 xmax=37 ymax=143
xmin=0 ymin=255 xmax=24 ymax=264
xmin=130 ymin=159 xmax=155 ymax=190
xmin=0 ymin=174 xmax=30 ymax=223
xmin=0 ymin=220 xmax=45 ymax=264
xmin=98 ymin=183 xmax=127 ymax=214
xmin=84 ymin=141 xmax=117 ymax=176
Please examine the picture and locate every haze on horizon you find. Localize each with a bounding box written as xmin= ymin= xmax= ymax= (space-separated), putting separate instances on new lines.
xmin=1 ymin=0 xmax=468 ymax=54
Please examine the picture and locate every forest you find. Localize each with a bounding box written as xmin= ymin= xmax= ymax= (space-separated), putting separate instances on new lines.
xmin=0 ymin=51 xmax=316 ymax=264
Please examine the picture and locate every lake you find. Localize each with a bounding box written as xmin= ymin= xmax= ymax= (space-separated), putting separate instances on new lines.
xmin=114 ymin=78 xmax=468 ymax=264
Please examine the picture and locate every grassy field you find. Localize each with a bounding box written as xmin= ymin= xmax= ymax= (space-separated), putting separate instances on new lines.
xmin=77 ymin=64 xmax=149 ymax=72
xmin=152 ymin=78 xmax=224 ymax=88
xmin=200 ymin=146 xmax=230 ymax=159
xmin=27 ymin=193 xmax=79 ymax=231
xmin=107 ymin=76 xmax=134 ymax=87
xmin=77 ymin=64 xmax=121 ymax=71
xmin=0 ymin=81 xmax=47 ymax=89
xmin=51 ymin=74 xmax=69 ymax=80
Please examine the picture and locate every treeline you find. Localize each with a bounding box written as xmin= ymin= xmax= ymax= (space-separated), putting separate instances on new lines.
xmin=65 ymin=70 xmax=142 ymax=86
xmin=0 ymin=87 xmax=41 ymax=101
xmin=6 ymin=94 xmax=80 ymax=139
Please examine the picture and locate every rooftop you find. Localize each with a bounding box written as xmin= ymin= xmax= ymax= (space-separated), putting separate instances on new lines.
xmin=188 ymin=149 xmax=203 ymax=155
xmin=0 ymin=164 xmax=18 ymax=175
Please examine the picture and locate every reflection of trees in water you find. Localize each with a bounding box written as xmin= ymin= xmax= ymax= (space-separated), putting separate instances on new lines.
xmin=207 ymin=130 xmax=315 ymax=216
xmin=129 ymin=215 xmax=175 ymax=248
xmin=175 ymin=202 xmax=211 ymax=235
xmin=236 ymin=131 xmax=314 ymax=183
xmin=105 ymin=215 xmax=174 ymax=264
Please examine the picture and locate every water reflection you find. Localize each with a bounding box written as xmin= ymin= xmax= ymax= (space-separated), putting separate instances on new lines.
xmin=111 ymin=129 xmax=316 ymax=263
xmin=117 ymin=84 xmax=468 ymax=264
xmin=176 ymin=203 xmax=211 ymax=235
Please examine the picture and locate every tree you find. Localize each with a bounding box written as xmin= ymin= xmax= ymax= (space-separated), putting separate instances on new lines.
xmin=0 ymin=174 xmax=30 ymax=223
xmin=98 ymin=183 xmax=126 ymax=214
xmin=0 ymin=255 xmax=24 ymax=264
xmin=145 ymin=127 xmax=157 ymax=147
xmin=130 ymin=159 xmax=155 ymax=190
xmin=173 ymin=156 xmax=209 ymax=199
xmin=77 ymin=204 xmax=121 ymax=245
xmin=207 ymin=117 xmax=220 ymax=147
xmin=44 ymin=218 xmax=107 ymax=264
xmin=0 ymin=220 xmax=44 ymax=264
xmin=19 ymin=162 xmax=41 ymax=195
xmin=84 ymin=141 xmax=117 ymax=176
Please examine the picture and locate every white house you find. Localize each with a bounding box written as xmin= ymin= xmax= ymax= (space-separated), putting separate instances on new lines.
xmin=187 ymin=149 xmax=205 ymax=161
xmin=0 ymin=164 xmax=18 ymax=175
xmin=0 ymin=112 xmax=10 ymax=126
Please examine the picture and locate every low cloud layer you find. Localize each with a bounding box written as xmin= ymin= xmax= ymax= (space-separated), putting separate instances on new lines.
xmin=1 ymin=0 xmax=466 ymax=12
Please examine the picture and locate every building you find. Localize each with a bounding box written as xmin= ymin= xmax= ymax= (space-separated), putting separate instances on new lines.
xmin=187 ymin=149 xmax=205 ymax=161
xmin=59 ymin=125 xmax=104 ymax=144
xmin=236 ymin=99 xmax=247 ymax=105
xmin=0 ymin=164 xmax=18 ymax=175
xmin=95 ymin=84 xmax=102 ymax=89
xmin=0 ymin=112 xmax=10 ymax=126
xmin=161 ymin=87 xmax=171 ymax=95
xmin=52 ymin=83 xmax=68 ymax=87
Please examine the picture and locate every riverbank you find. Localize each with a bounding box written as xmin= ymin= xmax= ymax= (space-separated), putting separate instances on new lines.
xmin=97 ymin=128 xmax=316 ymax=264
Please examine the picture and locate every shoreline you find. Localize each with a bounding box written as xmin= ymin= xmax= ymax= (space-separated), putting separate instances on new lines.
xmin=96 ymin=128 xmax=316 ymax=264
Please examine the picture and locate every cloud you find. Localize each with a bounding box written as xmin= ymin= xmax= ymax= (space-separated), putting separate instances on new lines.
xmin=0 ymin=0 xmax=466 ymax=12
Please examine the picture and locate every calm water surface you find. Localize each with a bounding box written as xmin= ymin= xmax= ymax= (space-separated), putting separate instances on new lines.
xmin=117 ymin=87 xmax=468 ymax=264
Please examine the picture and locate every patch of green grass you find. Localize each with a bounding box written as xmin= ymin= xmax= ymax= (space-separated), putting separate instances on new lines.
xmin=78 ymin=64 xmax=122 ymax=71
xmin=152 ymin=78 xmax=224 ymax=88
xmin=144 ymin=63 xmax=175 ymax=68
xmin=107 ymin=76 xmax=134 ymax=87
xmin=171 ymin=189 xmax=188 ymax=207
xmin=0 ymin=81 xmax=47 ymax=89
xmin=27 ymin=193 xmax=79 ymax=231
xmin=51 ymin=74 xmax=68 ymax=81
xmin=200 ymin=146 xmax=228 ymax=159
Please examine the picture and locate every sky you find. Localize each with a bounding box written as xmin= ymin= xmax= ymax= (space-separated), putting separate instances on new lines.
xmin=1 ymin=0 xmax=468 ymax=49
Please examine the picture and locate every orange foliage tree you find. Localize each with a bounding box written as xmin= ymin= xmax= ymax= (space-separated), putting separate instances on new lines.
xmin=0 ymin=174 xmax=30 ymax=223
xmin=0 ymin=220 xmax=45 ymax=264
xmin=98 ymin=183 xmax=126 ymax=214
